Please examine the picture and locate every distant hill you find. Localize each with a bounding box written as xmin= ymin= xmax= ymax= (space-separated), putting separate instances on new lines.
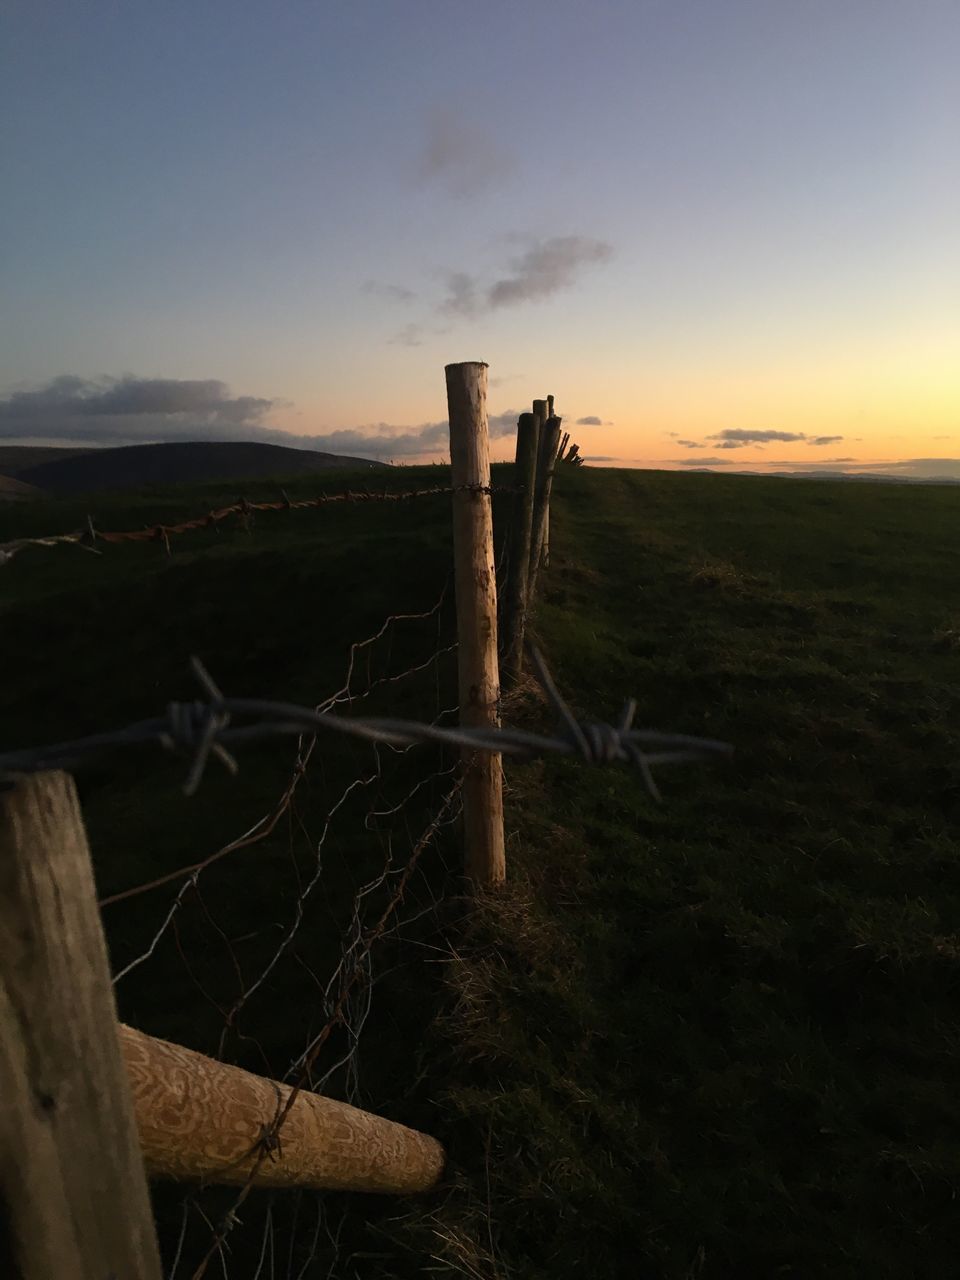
xmin=0 ymin=472 xmax=44 ymax=502
xmin=5 ymin=440 xmax=386 ymax=496
xmin=0 ymin=446 xmax=96 ymax=478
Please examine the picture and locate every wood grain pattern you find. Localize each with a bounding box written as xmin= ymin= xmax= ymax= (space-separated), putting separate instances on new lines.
xmin=445 ymin=361 xmax=506 ymax=886
xmin=0 ymin=772 xmax=163 ymax=1279
xmin=119 ymin=1024 xmax=444 ymax=1193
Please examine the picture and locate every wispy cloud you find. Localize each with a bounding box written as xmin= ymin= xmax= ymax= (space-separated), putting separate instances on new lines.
xmin=363 ymin=280 xmax=416 ymax=304
xmin=708 ymin=428 xmax=807 ymax=447
xmin=418 ymin=109 xmax=514 ymax=198
xmin=441 ymin=271 xmax=480 ymax=317
xmin=387 ymin=323 xmax=424 ymax=347
xmin=672 ymin=457 xmax=736 ymax=466
xmin=576 ymin=415 xmax=602 ymax=426
xmin=441 ymin=236 xmax=612 ymax=316
xmin=695 ymin=428 xmax=846 ymax=450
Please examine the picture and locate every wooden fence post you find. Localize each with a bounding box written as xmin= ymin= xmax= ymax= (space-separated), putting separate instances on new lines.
xmin=531 ymin=399 xmax=549 ymax=573
xmin=528 ymin=416 xmax=562 ymax=603
xmin=445 ymin=361 xmax=506 ymax=886
xmin=120 ymin=1024 xmax=444 ymax=1193
xmin=0 ymin=772 xmax=163 ymax=1280
xmin=502 ymin=411 xmax=540 ymax=686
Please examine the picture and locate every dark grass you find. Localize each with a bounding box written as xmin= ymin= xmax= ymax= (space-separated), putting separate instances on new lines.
xmin=410 ymin=467 xmax=960 ymax=1279
xmin=3 ymin=464 xmax=960 ymax=1276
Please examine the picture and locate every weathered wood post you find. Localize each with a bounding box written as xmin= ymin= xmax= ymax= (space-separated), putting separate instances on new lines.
xmin=541 ymin=399 xmax=554 ymax=568
xmin=445 ymin=361 xmax=506 ymax=885
xmin=120 ymin=1024 xmax=444 ymax=1193
xmin=502 ymin=412 xmax=540 ymax=686
xmin=528 ymin=415 xmax=562 ymax=603
xmin=0 ymin=772 xmax=163 ymax=1280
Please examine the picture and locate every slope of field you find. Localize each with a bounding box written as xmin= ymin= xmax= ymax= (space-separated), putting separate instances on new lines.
xmin=6 ymin=439 xmax=386 ymax=495
xmin=0 ymin=444 xmax=97 ymax=477
xmin=2 ymin=465 xmax=959 ymax=1278
xmin=0 ymin=472 xmax=43 ymax=501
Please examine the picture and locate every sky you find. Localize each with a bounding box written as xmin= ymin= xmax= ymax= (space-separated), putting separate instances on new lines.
xmin=1 ymin=0 xmax=958 ymax=475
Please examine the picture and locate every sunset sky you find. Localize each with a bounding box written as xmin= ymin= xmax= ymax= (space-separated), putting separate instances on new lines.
xmin=2 ymin=0 xmax=957 ymax=475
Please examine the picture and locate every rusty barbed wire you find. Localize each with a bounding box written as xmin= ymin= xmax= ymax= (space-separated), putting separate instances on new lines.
xmin=0 ymin=481 xmax=518 ymax=565
xmin=0 ymin=648 xmax=732 ymax=800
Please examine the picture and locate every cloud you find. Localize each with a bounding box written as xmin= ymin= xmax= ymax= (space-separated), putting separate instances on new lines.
xmin=441 ymin=236 xmax=612 ymax=316
xmin=672 ymin=457 xmax=736 ymax=466
xmin=310 ymin=408 xmax=522 ymax=459
xmin=0 ymin=374 xmax=523 ymax=458
xmin=583 ymin=456 xmax=619 ymax=462
xmin=441 ymin=271 xmax=480 ymax=317
xmin=487 ymin=237 xmax=612 ymax=309
xmin=701 ymin=428 xmax=847 ymax=450
xmin=708 ymin=428 xmax=807 ymax=447
xmin=0 ymin=375 xmax=278 ymax=444
xmin=387 ymin=324 xmax=424 ymax=347
xmin=362 ymin=280 xmax=416 ymax=304
xmin=576 ymin=415 xmax=602 ymax=426
xmin=418 ymin=109 xmax=513 ymax=198
xmin=676 ymin=439 xmax=704 ymax=449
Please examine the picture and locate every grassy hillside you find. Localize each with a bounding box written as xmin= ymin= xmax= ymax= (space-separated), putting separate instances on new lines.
xmin=5 ymin=439 xmax=385 ymax=495
xmin=3 ymin=465 xmax=960 ymax=1277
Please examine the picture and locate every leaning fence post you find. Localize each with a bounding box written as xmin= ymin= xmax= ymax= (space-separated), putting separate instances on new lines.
xmin=445 ymin=361 xmax=506 ymax=886
xmin=502 ymin=411 xmax=540 ymax=686
xmin=120 ymin=1024 xmax=444 ymax=1193
xmin=528 ymin=415 xmax=562 ymax=603
xmin=0 ymin=771 xmax=163 ymax=1280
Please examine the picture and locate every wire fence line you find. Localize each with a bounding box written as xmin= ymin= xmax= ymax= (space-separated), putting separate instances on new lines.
xmin=0 ymin=481 xmax=520 ymax=565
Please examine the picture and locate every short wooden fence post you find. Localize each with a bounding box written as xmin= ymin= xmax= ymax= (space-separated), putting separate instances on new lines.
xmin=528 ymin=415 xmax=562 ymax=604
xmin=502 ymin=412 xmax=540 ymax=685
xmin=0 ymin=771 xmax=163 ymax=1279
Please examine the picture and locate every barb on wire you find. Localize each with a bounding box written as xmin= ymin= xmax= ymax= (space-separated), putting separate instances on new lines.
xmin=0 ymin=650 xmax=732 ymax=798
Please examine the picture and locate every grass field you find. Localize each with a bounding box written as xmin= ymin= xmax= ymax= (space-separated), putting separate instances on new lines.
xmin=3 ymin=464 xmax=960 ymax=1277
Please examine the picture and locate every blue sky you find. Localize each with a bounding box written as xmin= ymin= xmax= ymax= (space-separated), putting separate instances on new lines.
xmin=2 ymin=0 xmax=957 ymax=471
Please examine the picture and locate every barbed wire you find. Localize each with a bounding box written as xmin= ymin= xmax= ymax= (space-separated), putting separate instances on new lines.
xmin=0 ymin=648 xmax=732 ymax=801
xmin=0 ymin=481 xmax=519 ymax=565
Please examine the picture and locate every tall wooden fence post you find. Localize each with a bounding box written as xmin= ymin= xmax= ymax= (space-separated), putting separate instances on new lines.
xmin=502 ymin=412 xmax=540 ymax=686
xmin=0 ymin=771 xmax=163 ymax=1280
xmin=528 ymin=415 xmax=562 ymax=603
xmin=445 ymin=361 xmax=506 ymax=886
